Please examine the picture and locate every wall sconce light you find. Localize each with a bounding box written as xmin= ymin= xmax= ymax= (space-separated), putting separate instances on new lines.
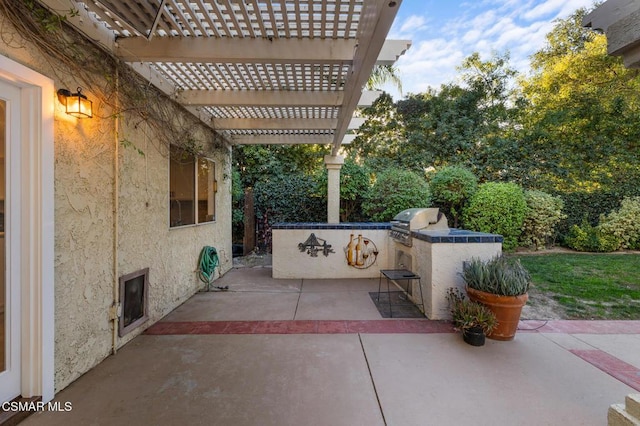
xmin=57 ymin=87 xmax=93 ymax=118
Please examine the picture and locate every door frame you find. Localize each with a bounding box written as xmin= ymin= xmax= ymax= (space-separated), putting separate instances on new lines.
xmin=0 ymin=54 xmax=54 ymax=403
xmin=1 ymin=80 xmax=22 ymax=402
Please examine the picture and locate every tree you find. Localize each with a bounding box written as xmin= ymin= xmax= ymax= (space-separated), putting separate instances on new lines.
xmin=395 ymin=86 xmax=482 ymax=170
xmin=234 ymin=144 xmax=329 ymax=189
xmin=531 ymin=8 xmax=596 ymax=71
xmin=346 ymin=93 xmax=406 ymax=173
xmin=429 ymin=165 xmax=478 ymax=228
xmin=521 ymin=9 xmax=640 ymax=195
xmin=253 ymin=173 xmax=325 ymax=250
xmin=366 ymin=64 xmax=403 ymax=94
xmin=458 ymin=51 xmax=519 ymax=124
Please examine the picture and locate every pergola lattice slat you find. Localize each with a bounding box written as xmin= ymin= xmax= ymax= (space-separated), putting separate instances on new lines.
xmin=40 ymin=0 xmax=407 ymax=149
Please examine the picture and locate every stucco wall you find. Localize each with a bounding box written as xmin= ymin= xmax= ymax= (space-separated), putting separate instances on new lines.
xmin=272 ymin=227 xmax=390 ymax=279
xmin=53 ymin=101 xmax=118 ymax=390
xmin=0 ymin=10 xmax=232 ymax=393
xmin=117 ymin=121 xmax=233 ymax=330
xmin=412 ymin=240 xmax=502 ymax=320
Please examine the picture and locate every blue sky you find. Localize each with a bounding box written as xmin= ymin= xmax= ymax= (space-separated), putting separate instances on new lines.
xmin=382 ymin=0 xmax=597 ymax=98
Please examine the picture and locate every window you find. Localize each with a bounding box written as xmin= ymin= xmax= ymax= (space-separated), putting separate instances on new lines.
xmin=169 ymin=145 xmax=216 ymax=227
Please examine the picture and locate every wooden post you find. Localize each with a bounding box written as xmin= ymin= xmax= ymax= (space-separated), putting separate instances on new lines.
xmin=243 ymin=187 xmax=255 ymax=255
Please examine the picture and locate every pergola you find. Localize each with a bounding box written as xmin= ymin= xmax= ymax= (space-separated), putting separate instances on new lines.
xmin=39 ymin=0 xmax=409 ymax=222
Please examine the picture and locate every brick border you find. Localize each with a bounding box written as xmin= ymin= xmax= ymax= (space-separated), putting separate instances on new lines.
xmin=570 ymin=349 xmax=640 ymax=391
xmin=144 ymin=319 xmax=455 ymax=335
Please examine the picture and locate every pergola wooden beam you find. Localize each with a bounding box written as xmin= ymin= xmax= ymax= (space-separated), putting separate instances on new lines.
xmin=116 ymin=38 xmax=357 ymax=63
xmin=584 ymin=1 xmax=640 ymax=68
xmin=176 ymin=90 xmax=344 ymax=106
xmin=39 ymin=0 xmax=116 ymax=51
xmin=331 ymin=0 xmax=402 ymax=155
xmin=376 ymin=39 xmax=412 ymax=66
xmin=117 ymin=36 xmax=409 ymax=66
xmin=358 ymin=90 xmax=382 ymax=107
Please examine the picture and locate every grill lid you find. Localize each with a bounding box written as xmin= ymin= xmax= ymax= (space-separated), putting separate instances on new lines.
xmin=390 ymin=208 xmax=449 ymax=247
xmin=392 ymin=208 xmax=441 ymax=229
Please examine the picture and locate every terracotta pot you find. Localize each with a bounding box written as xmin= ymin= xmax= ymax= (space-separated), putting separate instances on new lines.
xmin=466 ymin=287 xmax=528 ymax=341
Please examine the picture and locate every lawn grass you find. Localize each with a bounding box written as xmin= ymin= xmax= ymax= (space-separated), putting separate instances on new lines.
xmin=515 ymin=253 xmax=640 ymax=320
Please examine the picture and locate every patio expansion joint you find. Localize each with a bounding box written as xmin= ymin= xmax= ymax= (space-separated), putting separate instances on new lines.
xmin=292 ymin=279 xmax=304 ymax=320
xmin=358 ymin=333 xmax=387 ymax=426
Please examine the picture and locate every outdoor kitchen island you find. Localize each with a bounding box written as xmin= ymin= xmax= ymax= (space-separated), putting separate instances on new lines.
xmin=272 ymin=213 xmax=503 ymax=320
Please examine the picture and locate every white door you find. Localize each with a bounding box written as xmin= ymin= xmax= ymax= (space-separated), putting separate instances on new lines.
xmin=0 ymin=80 xmax=21 ymax=402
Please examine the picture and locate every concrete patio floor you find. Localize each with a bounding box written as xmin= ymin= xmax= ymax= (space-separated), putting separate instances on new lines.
xmin=22 ymin=266 xmax=640 ymax=426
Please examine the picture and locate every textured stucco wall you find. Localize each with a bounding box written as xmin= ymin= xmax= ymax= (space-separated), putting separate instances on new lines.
xmin=0 ymin=10 xmax=232 ymax=393
xmin=117 ymin=121 xmax=233 ymax=334
xmin=53 ymin=102 xmax=117 ymax=390
xmin=272 ymin=229 xmax=390 ymax=278
xmin=412 ymin=241 xmax=502 ymax=319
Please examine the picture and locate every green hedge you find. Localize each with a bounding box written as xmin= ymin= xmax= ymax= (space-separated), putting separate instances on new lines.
xmin=362 ymin=168 xmax=431 ymax=222
xmin=463 ymin=182 xmax=527 ymax=251
xmin=598 ymin=196 xmax=640 ymax=250
xmin=253 ymin=173 xmax=325 ymax=250
xmin=520 ymin=190 xmax=566 ymax=250
xmin=565 ymin=220 xmax=621 ymax=252
xmin=557 ymin=190 xmax=624 ymax=237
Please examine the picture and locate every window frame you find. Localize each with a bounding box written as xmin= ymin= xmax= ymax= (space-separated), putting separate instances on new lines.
xmin=169 ymin=146 xmax=217 ymax=228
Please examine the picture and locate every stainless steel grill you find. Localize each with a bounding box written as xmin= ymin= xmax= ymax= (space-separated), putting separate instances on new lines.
xmin=390 ymin=208 xmax=448 ymax=247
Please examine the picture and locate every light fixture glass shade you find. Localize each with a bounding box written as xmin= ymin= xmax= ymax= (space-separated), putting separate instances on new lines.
xmin=66 ymin=93 xmax=93 ymax=118
xmin=57 ymin=87 xmax=93 ymax=118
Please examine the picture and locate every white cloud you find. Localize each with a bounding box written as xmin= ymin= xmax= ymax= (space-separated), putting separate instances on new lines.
xmin=387 ymin=0 xmax=596 ymax=99
xmin=399 ymin=15 xmax=428 ymax=35
xmin=522 ymin=0 xmax=563 ymax=21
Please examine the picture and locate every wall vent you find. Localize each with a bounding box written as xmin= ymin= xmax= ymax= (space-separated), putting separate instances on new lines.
xmin=118 ymin=268 xmax=149 ymax=337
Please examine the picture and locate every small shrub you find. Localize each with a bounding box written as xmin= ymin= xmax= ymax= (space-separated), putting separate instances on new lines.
xmin=462 ymin=182 xmax=527 ymax=250
xmin=231 ymin=169 xmax=245 ymax=243
xmin=598 ymin=196 xmax=640 ymax=250
xmin=520 ymin=190 xmax=567 ymax=250
xmin=446 ymin=288 xmax=497 ymax=334
xmin=564 ymin=220 xmax=621 ymax=252
xmin=253 ymin=173 xmax=325 ymax=250
xmin=254 ymin=173 xmax=324 ymax=223
xmin=430 ymin=165 xmax=478 ymax=228
xmin=362 ymin=169 xmax=431 ymax=222
xmin=461 ymin=256 xmax=531 ymax=296
xmin=557 ymin=190 xmax=623 ymax=237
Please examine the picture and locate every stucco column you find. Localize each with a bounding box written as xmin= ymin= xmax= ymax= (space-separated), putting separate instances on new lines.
xmin=324 ymin=154 xmax=344 ymax=224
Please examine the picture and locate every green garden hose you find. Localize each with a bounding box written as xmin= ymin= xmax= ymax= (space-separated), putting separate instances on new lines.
xmin=198 ymin=246 xmax=223 ymax=291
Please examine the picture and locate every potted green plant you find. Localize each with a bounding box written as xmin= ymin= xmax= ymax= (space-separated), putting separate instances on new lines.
xmin=447 ymin=288 xmax=497 ymax=346
xmin=462 ymin=255 xmax=531 ymax=341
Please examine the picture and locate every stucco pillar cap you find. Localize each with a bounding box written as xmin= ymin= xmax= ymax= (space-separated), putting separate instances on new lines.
xmin=324 ymin=154 xmax=345 ymax=169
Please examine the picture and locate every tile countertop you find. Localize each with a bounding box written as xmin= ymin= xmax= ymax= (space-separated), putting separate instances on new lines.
xmin=271 ymin=224 xmax=503 ymax=244
xmin=272 ymin=222 xmax=390 ymax=230
xmin=413 ymin=228 xmax=503 ymax=244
